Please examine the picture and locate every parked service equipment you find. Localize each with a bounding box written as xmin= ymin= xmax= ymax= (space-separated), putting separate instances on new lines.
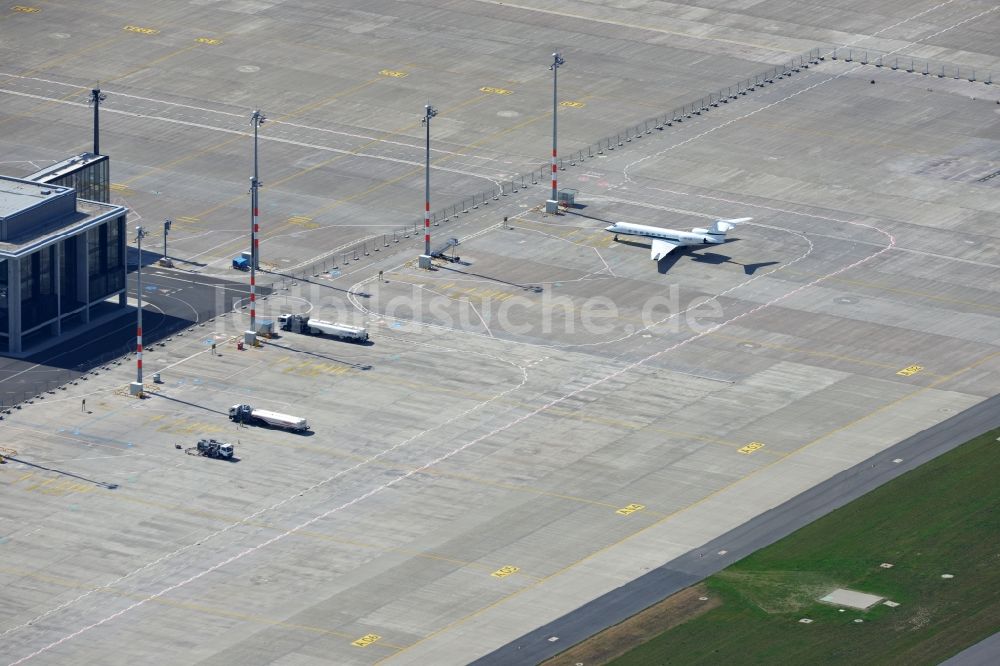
xmin=278 ymin=314 xmax=368 ymax=342
xmin=188 ymin=438 xmax=234 ymax=460
xmin=229 ymin=403 xmax=309 ymax=431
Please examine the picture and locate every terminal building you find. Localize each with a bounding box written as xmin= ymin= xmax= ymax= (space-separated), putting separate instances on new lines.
xmin=0 ymin=175 xmax=128 ymax=354
xmin=26 ymin=152 xmax=111 ymax=204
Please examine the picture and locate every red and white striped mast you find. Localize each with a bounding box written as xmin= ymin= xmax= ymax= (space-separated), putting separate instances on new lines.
xmin=249 ymin=109 xmax=265 ymax=332
xmin=422 ymin=103 xmax=437 ymax=258
xmin=550 ymin=52 xmax=565 ymax=203
xmin=134 ymin=225 xmax=147 ymax=387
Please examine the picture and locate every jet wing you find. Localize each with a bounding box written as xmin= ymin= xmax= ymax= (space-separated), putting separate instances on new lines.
xmin=650 ymin=238 xmax=682 ymax=261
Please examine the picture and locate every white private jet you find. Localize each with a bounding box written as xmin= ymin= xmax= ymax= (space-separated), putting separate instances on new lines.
xmin=606 ymin=217 xmax=752 ymax=261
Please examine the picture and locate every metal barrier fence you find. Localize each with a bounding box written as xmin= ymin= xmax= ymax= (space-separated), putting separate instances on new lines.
xmin=829 ymin=47 xmax=994 ymax=84
xmin=266 ymin=43 xmax=996 ymax=284
xmin=274 ymin=47 xmax=839 ymax=282
xmin=7 ymin=44 xmax=994 ymax=412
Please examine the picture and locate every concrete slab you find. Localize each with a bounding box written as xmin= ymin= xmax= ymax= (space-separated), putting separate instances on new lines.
xmin=820 ymin=588 xmax=885 ymax=610
xmin=1 ymin=2 xmax=999 ymax=665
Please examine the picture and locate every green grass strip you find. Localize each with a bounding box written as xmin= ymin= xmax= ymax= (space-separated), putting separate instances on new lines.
xmin=612 ymin=427 xmax=1000 ymax=665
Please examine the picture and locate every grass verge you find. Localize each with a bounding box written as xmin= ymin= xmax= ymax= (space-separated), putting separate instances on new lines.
xmin=572 ymin=427 xmax=1000 ymax=665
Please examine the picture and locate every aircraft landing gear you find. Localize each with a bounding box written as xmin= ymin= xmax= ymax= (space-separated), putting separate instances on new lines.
xmin=613 ymin=234 xmax=618 ymax=241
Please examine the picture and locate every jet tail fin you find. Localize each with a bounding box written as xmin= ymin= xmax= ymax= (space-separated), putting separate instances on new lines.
xmin=710 ymin=217 xmax=752 ymax=234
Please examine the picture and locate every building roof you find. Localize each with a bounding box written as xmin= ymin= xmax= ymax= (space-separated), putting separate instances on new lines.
xmin=0 ymin=178 xmax=72 ymax=219
xmin=25 ymin=152 xmax=107 ymax=183
xmin=0 ymin=175 xmax=126 ymax=258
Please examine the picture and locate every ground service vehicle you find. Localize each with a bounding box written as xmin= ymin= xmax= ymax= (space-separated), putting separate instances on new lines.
xmin=194 ymin=439 xmax=234 ymax=459
xmin=229 ymin=403 xmax=309 ymax=431
xmin=278 ymin=314 xmax=368 ymax=342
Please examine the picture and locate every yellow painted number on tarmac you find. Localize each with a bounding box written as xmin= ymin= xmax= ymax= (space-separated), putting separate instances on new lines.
xmin=196 ymin=37 xmax=222 ymax=45
xmin=380 ymin=69 xmax=408 ymax=78
xmin=12 ymin=5 xmax=40 ymax=12
xmin=351 ymin=634 xmax=381 ymax=647
xmin=616 ymin=503 xmax=645 ymax=516
xmin=481 ymin=86 xmax=513 ymax=95
xmin=560 ymin=100 xmax=585 ymax=108
xmin=738 ymin=442 xmax=765 ymax=455
xmin=491 ymin=565 xmax=520 ymax=578
xmin=123 ymin=25 xmax=159 ymax=35
xmin=896 ymin=365 xmax=923 ymax=377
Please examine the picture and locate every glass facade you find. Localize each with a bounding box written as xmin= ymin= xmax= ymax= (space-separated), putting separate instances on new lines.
xmin=49 ymin=156 xmax=110 ymax=203
xmin=2 ymin=212 xmax=125 ymax=345
xmin=0 ymin=258 xmax=7 ymax=336
xmin=59 ymin=235 xmax=82 ymax=312
xmin=87 ymin=216 xmax=125 ymax=302
xmin=21 ymin=245 xmax=58 ymax=330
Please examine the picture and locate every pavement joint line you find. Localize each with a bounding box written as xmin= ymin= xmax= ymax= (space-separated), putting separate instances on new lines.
xmin=465 ymin=0 xmax=802 ymax=54
xmin=1 ymin=0 xmax=992 ymax=656
xmin=380 ymin=5 xmax=1000 ymax=655
xmin=351 ymin=214 xmax=815 ymax=354
xmin=628 ymin=186 xmax=1000 ymax=308
xmin=0 ymin=564 xmax=403 ymax=648
xmin=705 ymin=332 xmax=948 ymax=377
xmin=0 ymin=340 xmax=533 ymax=650
xmin=102 ymin=491 xmax=538 ymax=579
xmin=619 ymin=1 xmax=995 ymax=185
xmin=119 ymin=75 xmax=386 ymax=187
xmin=383 ymin=348 xmax=999 ymax=662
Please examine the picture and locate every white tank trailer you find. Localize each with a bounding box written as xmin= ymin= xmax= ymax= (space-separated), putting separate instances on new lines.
xmin=278 ymin=314 xmax=368 ymax=342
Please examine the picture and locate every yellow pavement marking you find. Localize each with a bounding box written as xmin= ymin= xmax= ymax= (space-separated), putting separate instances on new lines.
xmin=491 ymin=565 xmax=520 ymax=579
xmin=896 ymin=364 xmax=923 ymax=377
xmin=195 ymin=37 xmax=222 ymax=45
xmin=287 ymin=215 xmax=318 ymax=229
xmin=352 ymin=634 xmax=382 ymax=647
xmin=176 ymin=215 xmax=200 ymax=224
xmin=379 ymin=69 xmax=408 ymax=78
xmin=12 ymin=5 xmax=39 ymax=12
xmin=123 ymin=25 xmax=160 ymax=35
xmin=615 ymin=503 xmax=645 ymax=516
xmin=737 ymin=441 xmax=765 ymax=455
xmin=381 ymin=349 xmax=1000 ymax=661
xmin=560 ymin=100 xmax=585 ymax=108
xmin=480 ymin=86 xmax=513 ymax=95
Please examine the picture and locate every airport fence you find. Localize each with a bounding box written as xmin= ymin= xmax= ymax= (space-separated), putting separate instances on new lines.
xmin=827 ymin=46 xmax=994 ymax=84
xmin=269 ymin=47 xmax=835 ymax=283
xmin=265 ymin=43 xmax=997 ymax=285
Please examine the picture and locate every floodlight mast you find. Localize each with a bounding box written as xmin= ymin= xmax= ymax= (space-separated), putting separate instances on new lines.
xmin=90 ymin=87 xmax=106 ymax=155
xmin=550 ymin=52 xmax=565 ymax=202
xmin=423 ymin=104 xmax=437 ymax=257
xmin=134 ymin=226 xmax=148 ymax=386
xmin=249 ymin=109 xmax=265 ymax=332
